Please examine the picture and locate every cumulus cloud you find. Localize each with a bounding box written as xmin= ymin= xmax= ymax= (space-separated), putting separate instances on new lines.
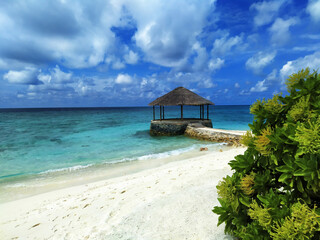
xmin=280 ymin=51 xmax=320 ymax=84
xmin=112 ymin=60 xmax=126 ymax=70
xmin=239 ymin=90 xmax=251 ymax=96
xmin=208 ymin=58 xmax=225 ymax=71
xmin=124 ymin=50 xmax=139 ymax=64
xmin=115 ymin=73 xmax=133 ymax=84
xmin=197 ymin=79 xmax=216 ymax=88
xmin=250 ymin=0 xmax=288 ymax=27
xmin=3 ymin=67 xmax=42 ymax=85
xmin=234 ymin=82 xmax=240 ymax=88
xmin=246 ymin=51 xmax=277 ymax=74
xmin=307 ymin=0 xmax=320 ymax=22
xmin=192 ymin=42 xmax=209 ymax=72
xmin=269 ymin=17 xmax=298 ymax=45
xmin=250 ymin=80 xmax=268 ymax=92
xmin=250 ymin=69 xmax=278 ymax=92
xmin=0 ymin=1 xmax=123 ymax=69
xmin=211 ymin=34 xmax=243 ymax=56
xmin=130 ymin=0 xmax=214 ymax=67
xmin=0 ymin=0 xmax=215 ymax=71
xmin=166 ymin=71 xmax=214 ymax=88
xmin=50 ymin=66 xmax=72 ymax=83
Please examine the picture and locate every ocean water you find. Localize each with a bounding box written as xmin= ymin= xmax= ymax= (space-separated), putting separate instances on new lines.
xmin=0 ymin=106 xmax=252 ymax=184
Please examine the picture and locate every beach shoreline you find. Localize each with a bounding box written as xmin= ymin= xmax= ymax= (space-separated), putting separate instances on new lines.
xmin=0 ymin=146 xmax=245 ymax=239
xmin=0 ymin=142 xmax=228 ymax=203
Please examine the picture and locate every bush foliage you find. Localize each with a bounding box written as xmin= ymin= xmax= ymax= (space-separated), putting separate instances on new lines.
xmin=213 ymin=68 xmax=320 ymax=239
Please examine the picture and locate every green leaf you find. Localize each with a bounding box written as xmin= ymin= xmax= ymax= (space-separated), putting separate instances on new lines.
xmin=239 ymin=196 xmax=251 ymax=207
xmin=279 ymin=173 xmax=291 ymax=183
xmin=297 ymin=178 xmax=304 ymax=193
xmin=276 ymin=165 xmax=292 ymax=173
xmin=293 ymin=169 xmax=307 ymax=177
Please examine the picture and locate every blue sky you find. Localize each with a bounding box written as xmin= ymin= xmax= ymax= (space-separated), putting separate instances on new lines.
xmin=0 ymin=0 xmax=320 ymax=108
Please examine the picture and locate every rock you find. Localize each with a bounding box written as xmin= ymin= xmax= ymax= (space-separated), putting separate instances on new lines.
xmin=200 ymin=147 xmax=208 ymax=151
xmin=184 ymin=124 xmax=244 ymax=146
xmin=150 ymin=120 xmax=212 ymax=136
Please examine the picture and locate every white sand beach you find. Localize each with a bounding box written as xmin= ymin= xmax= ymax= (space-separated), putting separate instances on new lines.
xmin=0 ymin=147 xmax=245 ymax=240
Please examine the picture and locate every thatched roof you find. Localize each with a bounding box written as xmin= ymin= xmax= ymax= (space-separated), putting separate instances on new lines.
xmin=149 ymin=87 xmax=214 ymax=106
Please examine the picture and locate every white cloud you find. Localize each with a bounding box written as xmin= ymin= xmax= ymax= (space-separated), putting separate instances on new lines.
xmin=130 ymin=0 xmax=214 ymax=67
xmin=0 ymin=1 xmax=123 ymax=70
xmin=36 ymin=66 xmax=73 ymax=86
xmin=301 ymin=34 xmax=320 ymax=40
xmin=250 ymin=80 xmax=268 ymax=92
xmin=250 ymin=0 xmax=287 ymax=27
xmin=75 ymin=81 xmax=90 ymax=96
xmin=140 ymin=77 xmax=157 ymax=90
xmin=208 ymin=58 xmax=225 ymax=71
xmin=3 ymin=67 xmax=41 ymax=85
xmin=112 ymin=60 xmax=126 ymax=70
xmin=250 ymin=69 xmax=278 ymax=92
xmin=27 ymin=92 xmax=37 ymax=97
xmin=51 ymin=65 xmax=72 ymax=83
xmin=307 ymin=0 xmax=320 ymax=22
xmin=211 ymin=34 xmax=243 ymax=56
xmin=280 ymin=51 xmax=320 ymax=84
xmin=192 ymin=42 xmax=208 ymax=72
xmin=124 ymin=50 xmax=139 ymax=64
xmin=115 ymin=73 xmax=133 ymax=84
xmin=234 ymin=82 xmax=240 ymax=88
xmin=269 ymin=17 xmax=298 ymax=45
xmin=0 ymin=0 xmax=215 ymax=70
xmin=197 ymin=79 xmax=216 ymax=88
xmin=239 ymin=90 xmax=251 ymax=95
xmin=246 ymin=51 xmax=277 ymax=74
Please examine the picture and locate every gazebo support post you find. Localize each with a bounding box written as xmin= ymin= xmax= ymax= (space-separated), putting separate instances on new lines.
xmin=207 ymin=104 xmax=209 ymax=119
xmin=202 ymin=105 xmax=205 ymax=119
xmin=162 ymin=106 xmax=165 ymax=120
xmin=181 ymin=105 xmax=183 ymax=119
xmin=200 ymin=105 xmax=203 ymax=120
xmin=153 ymin=106 xmax=155 ymax=120
xmin=160 ymin=106 xmax=162 ymax=120
xmin=201 ymin=105 xmax=203 ymax=120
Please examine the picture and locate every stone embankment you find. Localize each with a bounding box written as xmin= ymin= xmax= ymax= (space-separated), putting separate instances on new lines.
xmin=184 ymin=123 xmax=247 ymax=146
xmin=150 ymin=119 xmax=212 ymax=136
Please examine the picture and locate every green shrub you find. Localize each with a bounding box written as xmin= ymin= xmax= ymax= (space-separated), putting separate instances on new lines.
xmin=213 ymin=69 xmax=320 ymax=239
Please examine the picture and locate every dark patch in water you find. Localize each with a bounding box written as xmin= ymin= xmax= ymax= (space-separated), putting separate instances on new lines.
xmin=81 ymin=145 xmax=90 ymax=147
xmin=50 ymin=138 xmax=62 ymax=144
xmin=96 ymin=120 xmax=123 ymax=128
xmin=34 ymin=136 xmax=49 ymax=141
xmin=133 ymin=130 xmax=150 ymax=138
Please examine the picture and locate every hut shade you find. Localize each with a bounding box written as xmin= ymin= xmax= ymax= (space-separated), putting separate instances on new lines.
xmin=148 ymin=87 xmax=214 ymax=106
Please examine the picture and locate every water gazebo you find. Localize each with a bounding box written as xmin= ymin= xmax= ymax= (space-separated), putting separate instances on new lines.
xmin=148 ymin=87 xmax=214 ymax=135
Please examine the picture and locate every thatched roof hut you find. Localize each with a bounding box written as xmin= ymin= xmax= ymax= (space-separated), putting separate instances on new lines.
xmin=149 ymin=87 xmax=214 ymax=120
xmin=149 ymin=87 xmax=214 ymax=106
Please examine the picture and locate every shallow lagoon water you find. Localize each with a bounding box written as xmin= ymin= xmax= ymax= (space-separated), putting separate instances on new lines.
xmin=0 ymin=106 xmax=252 ymax=184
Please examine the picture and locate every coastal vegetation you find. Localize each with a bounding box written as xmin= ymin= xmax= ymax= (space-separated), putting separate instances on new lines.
xmin=213 ymin=68 xmax=320 ymax=239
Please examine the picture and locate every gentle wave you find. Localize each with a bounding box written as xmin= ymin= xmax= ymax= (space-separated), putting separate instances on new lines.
xmin=39 ymin=164 xmax=94 ymax=175
xmin=108 ymin=143 xmax=221 ymax=164
xmin=37 ymin=143 xmax=221 ymax=176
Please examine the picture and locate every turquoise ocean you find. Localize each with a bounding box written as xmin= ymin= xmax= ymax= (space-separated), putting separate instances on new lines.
xmin=0 ymin=105 xmax=252 ymax=187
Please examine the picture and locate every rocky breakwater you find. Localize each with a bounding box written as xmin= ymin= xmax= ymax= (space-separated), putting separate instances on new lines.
xmin=150 ymin=119 xmax=212 ymax=136
xmin=185 ymin=123 xmax=246 ymax=146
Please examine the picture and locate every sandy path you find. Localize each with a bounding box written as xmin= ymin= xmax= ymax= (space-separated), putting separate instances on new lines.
xmin=0 ymin=147 xmax=245 ymax=240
